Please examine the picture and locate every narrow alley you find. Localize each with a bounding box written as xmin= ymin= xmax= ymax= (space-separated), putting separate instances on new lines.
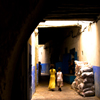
xmin=1 ymin=1 xmax=100 ymax=100
xmin=32 ymin=75 xmax=99 ymax=100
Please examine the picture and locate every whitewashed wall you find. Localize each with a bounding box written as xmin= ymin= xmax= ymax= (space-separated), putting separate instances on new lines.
xmin=95 ymin=20 xmax=100 ymax=67
xmin=38 ymin=44 xmax=50 ymax=64
xmin=61 ymin=21 xmax=100 ymax=66
xmin=80 ymin=23 xmax=97 ymax=65
xmin=32 ymin=32 xmax=35 ymax=67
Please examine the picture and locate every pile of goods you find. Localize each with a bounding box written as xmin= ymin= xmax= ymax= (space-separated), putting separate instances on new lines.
xmin=71 ymin=60 xmax=95 ymax=97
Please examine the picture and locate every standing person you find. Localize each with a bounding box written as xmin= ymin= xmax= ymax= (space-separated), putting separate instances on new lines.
xmin=57 ymin=67 xmax=63 ymax=91
xmin=70 ymin=58 xmax=75 ymax=74
xmin=48 ymin=64 xmax=56 ymax=91
xmin=68 ymin=60 xmax=71 ymax=74
xmin=38 ymin=62 xmax=42 ymax=82
xmin=68 ymin=58 xmax=75 ymax=74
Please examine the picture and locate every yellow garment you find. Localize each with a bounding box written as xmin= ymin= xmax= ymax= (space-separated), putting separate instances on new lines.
xmin=48 ymin=69 xmax=56 ymax=89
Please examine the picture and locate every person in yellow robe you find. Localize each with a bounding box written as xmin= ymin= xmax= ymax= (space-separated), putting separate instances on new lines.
xmin=48 ymin=64 xmax=56 ymax=91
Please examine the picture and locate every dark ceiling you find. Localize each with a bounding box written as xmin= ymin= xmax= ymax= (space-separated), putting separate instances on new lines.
xmin=38 ymin=1 xmax=100 ymax=44
xmin=42 ymin=1 xmax=100 ymax=21
xmin=38 ymin=26 xmax=81 ymax=44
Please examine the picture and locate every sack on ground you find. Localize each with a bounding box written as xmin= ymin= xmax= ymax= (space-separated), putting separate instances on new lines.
xmin=80 ymin=66 xmax=93 ymax=73
xmin=80 ymin=90 xmax=95 ymax=97
xmin=83 ymin=77 xmax=94 ymax=83
xmin=81 ymin=72 xmax=94 ymax=78
xmin=83 ymin=86 xmax=95 ymax=92
xmin=75 ymin=65 xmax=82 ymax=76
xmin=71 ymin=81 xmax=76 ymax=90
xmin=78 ymin=83 xmax=93 ymax=90
xmin=84 ymin=90 xmax=95 ymax=97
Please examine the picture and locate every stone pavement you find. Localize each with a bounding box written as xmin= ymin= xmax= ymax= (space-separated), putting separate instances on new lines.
xmin=32 ymin=75 xmax=100 ymax=100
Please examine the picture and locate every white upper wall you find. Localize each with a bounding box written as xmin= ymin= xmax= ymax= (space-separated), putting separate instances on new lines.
xmin=38 ymin=44 xmax=50 ymax=64
xmin=80 ymin=23 xmax=97 ymax=65
xmin=38 ymin=21 xmax=100 ymax=66
xmin=62 ymin=21 xmax=100 ymax=66
xmin=96 ymin=20 xmax=100 ymax=66
xmin=80 ymin=21 xmax=100 ymax=66
xmin=32 ymin=32 xmax=35 ymax=66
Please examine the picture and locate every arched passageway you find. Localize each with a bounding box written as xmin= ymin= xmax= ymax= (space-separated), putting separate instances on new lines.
xmin=1 ymin=1 xmax=100 ymax=100
xmin=32 ymin=23 xmax=100 ymax=100
xmin=0 ymin=0 xmax=57 ymax=100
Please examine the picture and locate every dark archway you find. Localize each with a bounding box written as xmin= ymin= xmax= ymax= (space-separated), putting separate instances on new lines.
xmin=1 ymin=1 xmax=100 ymax=100
xmin=0 ymin=0 xmax=57 ymax=100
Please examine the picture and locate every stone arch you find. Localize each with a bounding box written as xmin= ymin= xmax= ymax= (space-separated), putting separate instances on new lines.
xmin=0 ymin=0 xmax=57 ymax=100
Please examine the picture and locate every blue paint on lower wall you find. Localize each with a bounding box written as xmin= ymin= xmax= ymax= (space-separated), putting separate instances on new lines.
xmin=32 ymin=66 xmax=35 ymax=95
xmin=36 ymin=64 xmax=39 ymax=85
xmin=36 ymin=63 xmax=50 ymax=84
xmin=37 ymin=63 xmax=50 ymax=74
xmin=93 ymin=66 xmax=100 ymax=98
xmin=62 ymin=54 xmax=71 ymax=74
xmin=63 ymin=74 xmax=76 ymax=84
xmin=55 ymin=62 xmax=62 ymax=72
xmin=55 ymin=62 xmax=76 ymax=84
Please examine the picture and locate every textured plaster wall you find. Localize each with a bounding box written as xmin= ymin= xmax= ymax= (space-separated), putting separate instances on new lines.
xmin=32 ymin=33 xmax=35 ymax=72
xmin=62 ymin=22 xmax=100 ymax=66
xmin=35 ymin=33 xmax=38 ymax=86
xmin=96 ymin=20 xmax=100 ymax=67
xmin=38 ymin=43 xmax=50 ymax=64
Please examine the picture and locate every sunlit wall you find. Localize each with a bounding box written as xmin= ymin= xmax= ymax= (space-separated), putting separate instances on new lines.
xmin=32 ymin=32 xmax=35 ymax=69
xmin=38 ymin=43 xmax=50 ymax=74
xmin=80 ymin=23 xmax=98 ymax=65
xmin=60 ymin=21 xmax=100 ymax=66
xmin=38 ymin=20 xmax=100 ymax=66
xmin=31 ymin=32 xmax=36 ymax=95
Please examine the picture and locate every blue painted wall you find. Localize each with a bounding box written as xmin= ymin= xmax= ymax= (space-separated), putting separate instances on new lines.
xmin=93 ymin=66 xmax=100 ymax=98
xmin=55 ymin=62 xmax=62 ymax=72
xmin=63 ymin=75 xmax=76 ymax=84
xmin=74 ymin=52 xmax=77 ymax=60
xmin=37 ymin=63 xmax=50 ymax=74
xmin=32 ymin=66 xmax=35 ymax=95
xmin=55 ymin=62 xmax=76 ymax=84
xmin=37 ymin=64 xmax=39 ymax=85
xmin=62 ymin=53 xmax=71 ymax=74
xmin=41 ymin=63 xmax=50 ymax=73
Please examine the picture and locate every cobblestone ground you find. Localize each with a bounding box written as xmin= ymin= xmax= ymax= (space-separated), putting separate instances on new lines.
xmin=32 ymin=75 xmax=100 ymax=100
